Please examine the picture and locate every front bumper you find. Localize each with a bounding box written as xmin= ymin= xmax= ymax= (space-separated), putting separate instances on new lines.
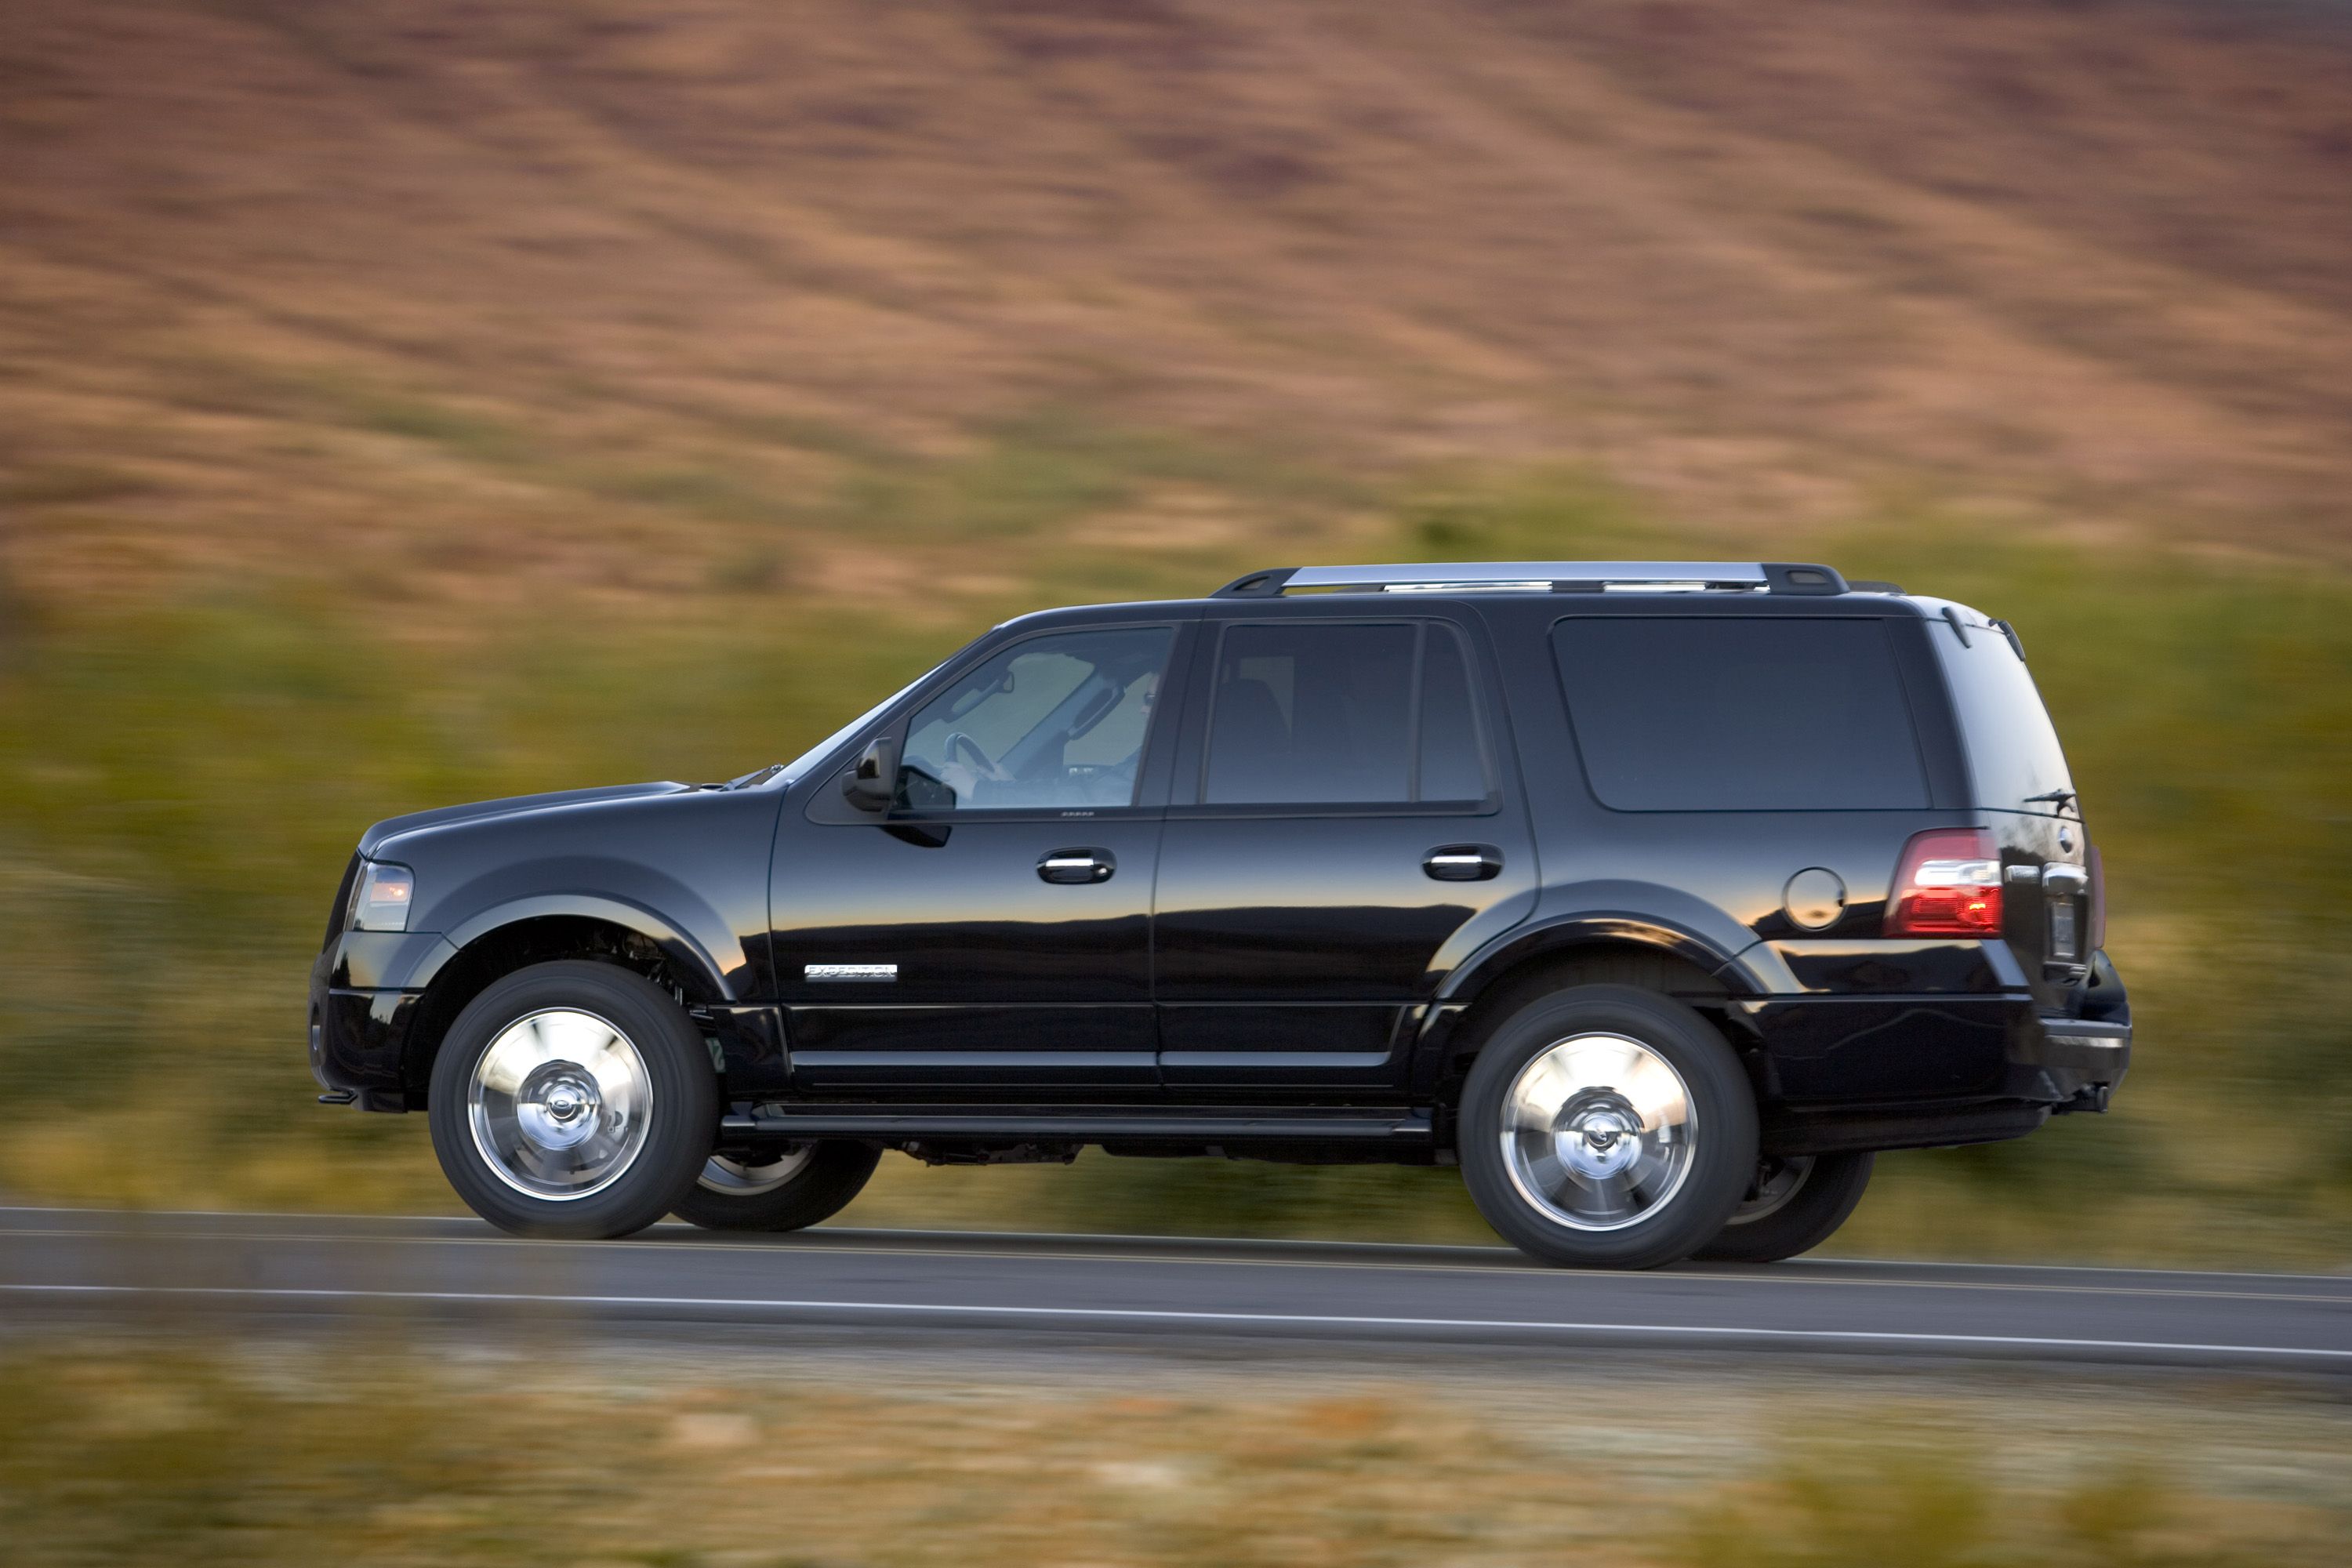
xmin=307 ymin=986 xmax=419 ymax=1109
xmin=307 ymin=932 xmax=446 ymax=1111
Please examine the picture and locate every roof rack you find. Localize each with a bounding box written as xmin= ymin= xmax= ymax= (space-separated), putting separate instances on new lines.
xmin=1212 ymin=561 xmax=1851 ymax=597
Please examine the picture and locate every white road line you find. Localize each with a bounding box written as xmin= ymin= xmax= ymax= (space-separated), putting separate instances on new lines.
xmin=4 ymin=1207 xmax=2346 ymax=1285
xmin=5 ymin=1226 xmax=2343 ymax=1305
xmin=4 ymin=1283 xmax=2345 ymax=1362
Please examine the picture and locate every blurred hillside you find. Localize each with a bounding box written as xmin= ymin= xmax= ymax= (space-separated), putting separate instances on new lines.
xmin=5 ymin=0 xmax=2352 ymax=621
xmin=2 ymin=2 xmax=2348 ymax=1258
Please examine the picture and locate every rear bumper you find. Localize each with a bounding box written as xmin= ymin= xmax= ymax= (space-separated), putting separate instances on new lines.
xmin=2034 ymin=1014 xmax=2132 ymax=1112
xmin=1746 ymin=953 xmax=2132 ymax=1156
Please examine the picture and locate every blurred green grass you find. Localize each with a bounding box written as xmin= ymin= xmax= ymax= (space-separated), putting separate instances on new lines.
xmin=2 ymin=456 xmax=2347 ymax=1263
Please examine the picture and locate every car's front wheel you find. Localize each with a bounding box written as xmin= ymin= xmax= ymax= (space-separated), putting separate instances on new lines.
xmin=428 ymin=960 xmax=717 ymax=1240
xmin=672 ymin=1142 xmax=882 ymax=1232
xmin=1458 ymin=985 xmax=1758 ymax=1269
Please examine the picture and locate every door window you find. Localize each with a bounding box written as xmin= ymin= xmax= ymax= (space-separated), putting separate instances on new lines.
xmin=898 ymin=626 xmax=1173 ymax=811
xmin=1418 ymin=625 xmax=1486 ymax=804
xmin=1202 ymin=622 xmax=1490 ymax=807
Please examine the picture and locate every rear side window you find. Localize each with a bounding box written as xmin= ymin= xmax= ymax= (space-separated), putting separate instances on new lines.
xmin=1552 ymin=617 xmax=1929 ymax=811
xmin=1932 ymin=619 xmax=2073 ymax=813
xmin=1418 ymin=629 xmax=1486 ymax=803
xmin=1204 ymin=622 xmax=1490 ymax=806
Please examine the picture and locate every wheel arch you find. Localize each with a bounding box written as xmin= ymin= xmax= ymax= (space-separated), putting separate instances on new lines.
xmin=1416 ymin=916 xmax=1766 ymax=1112
xmin=399 ymin=899 xmax=735 ymax=1101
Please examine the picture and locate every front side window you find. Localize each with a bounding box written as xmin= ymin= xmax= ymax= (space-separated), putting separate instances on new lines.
xmin=1202 ymin=622 xmax=1490 ymax=807
xmin=898 ymin=626 xmax=1173 ymax=811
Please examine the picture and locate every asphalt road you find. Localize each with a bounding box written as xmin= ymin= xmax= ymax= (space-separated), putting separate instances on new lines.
xmin=3 ymin=1206 xmax=2347 ymax=1371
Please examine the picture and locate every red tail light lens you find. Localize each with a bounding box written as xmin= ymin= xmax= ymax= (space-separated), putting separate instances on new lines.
xmin=1886 ymin=828 xmax=2002 ymax=937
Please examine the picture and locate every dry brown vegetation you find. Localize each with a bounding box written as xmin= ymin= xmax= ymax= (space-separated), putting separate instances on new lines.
xmin=5 ymin=0 xmax=2351 ymax=624
xmin=5 ymin=1333 xmax=2350 ymax=1566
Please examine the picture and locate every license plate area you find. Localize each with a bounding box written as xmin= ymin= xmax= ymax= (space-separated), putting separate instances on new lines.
xmin=2048 ymin=898 xmax=2081 ymax=963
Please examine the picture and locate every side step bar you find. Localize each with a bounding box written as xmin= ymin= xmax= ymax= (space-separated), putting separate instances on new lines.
xmin=722 ymin=1108 xmax=1434 ymax=1142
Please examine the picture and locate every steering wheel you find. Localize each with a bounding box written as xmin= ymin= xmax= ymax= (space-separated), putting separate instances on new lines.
xmin=945 ymin=731 xmax=1002 ymax=781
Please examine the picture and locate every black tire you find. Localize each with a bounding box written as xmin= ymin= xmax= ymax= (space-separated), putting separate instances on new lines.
xmin=672 ymin=1142 xmax=882 ymax=1232
xmin=1457 ymin=985 xmax=1758 ymax=1269
xmin=1693 ymin=1152 xmax=1875 ymax=1263
xmin=427 ymin=960 xmax=718 ymax=1240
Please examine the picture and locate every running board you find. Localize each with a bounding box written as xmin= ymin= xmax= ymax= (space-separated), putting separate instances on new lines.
xmin=723 ymin=1107 xmax=1434 ymax=1143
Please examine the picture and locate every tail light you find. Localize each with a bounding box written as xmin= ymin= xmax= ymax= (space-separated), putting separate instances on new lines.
xmin=1886 ymin=828 xmax=2002 ymax=937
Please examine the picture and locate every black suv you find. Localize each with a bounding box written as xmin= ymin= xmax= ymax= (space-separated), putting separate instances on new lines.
xmin=310 ymin=561 xmax=2130 ymax=1268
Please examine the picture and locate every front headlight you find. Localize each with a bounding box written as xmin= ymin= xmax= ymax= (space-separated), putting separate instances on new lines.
xmin=351 ymin=862 xmax=416 ymax=931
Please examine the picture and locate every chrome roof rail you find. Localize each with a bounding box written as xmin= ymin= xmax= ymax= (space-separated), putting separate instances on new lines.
xmin=1211 ymin=561 xmax=1849 ymax=597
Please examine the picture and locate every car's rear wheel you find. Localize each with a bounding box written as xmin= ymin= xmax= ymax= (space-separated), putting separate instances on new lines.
xmin=1458 ymin=985 xmax=1758 ymax=1269
xmin=672 ymin=1142 xmax=882 ymax=1232
xmin=1693 ymin=1151 xmax=1875 ymax=1263
xmin=428 ymin=960 xmax=717 ymax=1240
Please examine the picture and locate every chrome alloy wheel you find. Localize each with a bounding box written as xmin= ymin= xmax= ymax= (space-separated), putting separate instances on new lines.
xmin=1726 ymin=1155 xmax=1817 ymax=1226
xmin=1500 ymin=1032 xmax=1696 ymax=1232
xmin=466 ymin=1008 xmax=654 ymax=1201
xmin=697 ymin=1147 xmax=815 ymax=1197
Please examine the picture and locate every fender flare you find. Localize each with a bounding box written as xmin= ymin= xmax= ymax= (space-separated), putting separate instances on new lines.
xmin=1436 ymin=911 xmax=1766 ymax=1007
xmin=407 ymin=893 xmax=742 ymax=1004
xmin=1413 ymin=913 xmax=1769 ymax=1091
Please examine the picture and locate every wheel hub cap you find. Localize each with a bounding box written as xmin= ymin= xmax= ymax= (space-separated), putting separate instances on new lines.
xmin=1500 ymin=1032 xmax=1697 ymax=1232
xmin=467 ymin=1008 xmax=653 ymax=1202
xmin=517 ymin=1065 xmax=602 ymax=1150
xmin=1558 ymin=1102 xmax=1645 ymax=1181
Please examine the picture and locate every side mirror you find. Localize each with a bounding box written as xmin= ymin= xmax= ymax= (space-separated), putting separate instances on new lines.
xmin=840 ymin=735 xmax=898 ymax=812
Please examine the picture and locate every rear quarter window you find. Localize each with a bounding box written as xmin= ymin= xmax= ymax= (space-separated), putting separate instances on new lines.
xmin=1931 ymin=619 xmax=2074 ymax=812
xmin=1552 ymin=616 xmax=1931 ymax=811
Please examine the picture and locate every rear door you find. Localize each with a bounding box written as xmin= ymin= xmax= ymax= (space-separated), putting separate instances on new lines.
xmin=1929 ymin=607 xmax=2091 ymax=1005
xmin=1152 ymin=606 xmax=1537 ymax=1098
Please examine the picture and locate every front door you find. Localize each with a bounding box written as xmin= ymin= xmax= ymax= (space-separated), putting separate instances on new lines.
xmin=771 ymin=620 xmax=1186 ymax=1096
xmin=1153 ymin=611 xmax=1537 ymax=1098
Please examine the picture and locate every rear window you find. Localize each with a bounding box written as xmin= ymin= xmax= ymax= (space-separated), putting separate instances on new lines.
xmin=1552 ymin=617 xmax=1930 ymax=811
xmin=1931 ymin=618 xmax=2073 ymax=813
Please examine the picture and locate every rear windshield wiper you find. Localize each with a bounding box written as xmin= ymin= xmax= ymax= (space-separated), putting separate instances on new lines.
xmin=2024 ymin=787 xmax=2078 ymax=813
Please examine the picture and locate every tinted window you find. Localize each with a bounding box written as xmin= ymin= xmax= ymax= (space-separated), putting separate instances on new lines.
xmin=900 ymin=626 xmax=1172 ymax=811
xmin=1553 ymin=617 xmax=1929 ymax=811
xmin=1418 ymin=628 xmax=1487 ymax=803
xmin=1204 ymin=622 xmax=1489 ymax=806
xmin=1932 ymin=618 xmax=2073 ymax=813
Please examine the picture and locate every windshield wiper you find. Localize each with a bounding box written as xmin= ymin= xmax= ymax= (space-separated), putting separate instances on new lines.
xmin=2024 ymin=787 xmax=2078 ymax=812
xmin=728 ymin=764 xmax=786 ymax=790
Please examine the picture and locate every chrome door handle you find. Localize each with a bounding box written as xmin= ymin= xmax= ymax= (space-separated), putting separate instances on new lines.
xmin=1424 ymin=844 xmax=1502 ymax=882
xmin=1038 ymin=848 xmax=1116 ymax=885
